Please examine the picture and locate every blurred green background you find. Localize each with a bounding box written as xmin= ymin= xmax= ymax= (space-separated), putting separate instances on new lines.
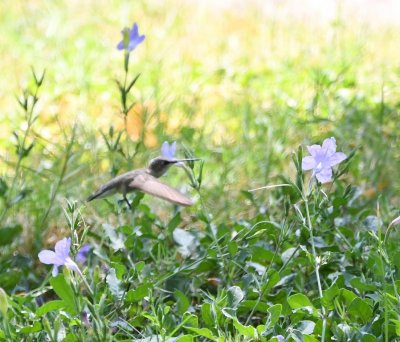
xmin=0 ymin=0 xmax=399 ymax=248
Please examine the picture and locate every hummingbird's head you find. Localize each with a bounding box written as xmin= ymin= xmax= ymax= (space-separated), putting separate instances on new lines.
xmin=148 ymin=157 xmax=177 ymax=178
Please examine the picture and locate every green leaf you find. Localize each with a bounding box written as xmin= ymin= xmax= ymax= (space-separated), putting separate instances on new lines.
xmin=297 ymin=320 xmax=315 ymax=334
xmin=360 ymin=333 xmax=377 ymax=342
xmin=201 ymin=303 xmax=214 ymax=327
xmin=126 ymin=73 xmax=141 ymax=93
xmin=0 ymin=225 xmax=22 ymax=246
xmin=174 ymin=290 xmax=190 ymax=314
xmin=338 ymin=289 xmax=357 ymax=306
xmin=62 ymin=333 xmax=80 ymax=342
xmin=176 ymin=336 xmax=194 ymax=342
xmin=36 ymin=300 xmax=64 ymax=317
xmin=348 ymin=297 xmax=372 ymax=324
xmin=135 ymin=261 xmax=145 ymax=274
xmin=182 ymin=312 xmax=198 ymax=328
xmin=251 ymin=246 xmax=275 ymax=263
xmin=184 ymin=327 xmax=217 ymax=341
xmin=50 ymin=275 xmax=77 ymax=315
xmin=240 ymin=300 xmax=269 ymax=313
xmin=0 ymin=288 xmax=8 ymax=316
xmin=19 ymin=321 xmax=42 ymax=334
xmin=265 ymin=304 xmax=282 ymax=329
xmin=349 ymin=278 xmax=377 ymax=292
xmin=392 ymin=319 xmax=400 ymax=336
xmin=228 ymin=241 xmax=238 ymax=256
xmin=227 ymin=286 xmax=244 ymax=308
xmin=107 ymin=268 xmax=123 ymax=300
xmin=321 ymin=283 xmax=339 ymax=309
xmin=288 ymin=293 xmax=317 ymax=317
xmin=261 ymin=269 xmax=280 ymax=294
xmin=367 ymin=252 xmax=385 ymax=277
xmin=126 ymin=283 xmax=151 ymax=302
xmin=111 ymin=261 xmax=126 ymax=279
xmin=168 ymin=212 xmax=182 ymax=233
xmin=288 ymin=293 xmax=313 ymax=308
xmin=0 ymin=178 xmax=7 ymax=197
xmin=232 ymin=318 xmax=257 ymax=338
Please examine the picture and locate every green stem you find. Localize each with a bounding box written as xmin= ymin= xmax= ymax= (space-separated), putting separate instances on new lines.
xmin=39 ymin=125 xmax=76 ymax=244
xmin=2 ymin=316 xmax=12 ymax=341
xmin=304 ymin=198 xmax=327 ymax=341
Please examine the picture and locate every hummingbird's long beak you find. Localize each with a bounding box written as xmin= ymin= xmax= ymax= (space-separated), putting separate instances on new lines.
xmin=170 ymin=158 xmax=201 ymax=163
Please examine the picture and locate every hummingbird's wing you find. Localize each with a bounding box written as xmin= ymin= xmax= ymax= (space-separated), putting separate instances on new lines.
xmin=129 ymin=174 xmax=193 ymax=206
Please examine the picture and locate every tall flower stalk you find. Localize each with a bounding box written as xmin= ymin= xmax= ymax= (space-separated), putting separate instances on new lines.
xmin=300 ymin=137 xmax=347 ymax=341
xmin=116 ymin=23 xmax=145 ymax=161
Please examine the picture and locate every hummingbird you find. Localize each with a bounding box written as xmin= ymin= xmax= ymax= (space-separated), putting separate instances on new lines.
xmin=87 ymin=142 xmax=197 ymax=208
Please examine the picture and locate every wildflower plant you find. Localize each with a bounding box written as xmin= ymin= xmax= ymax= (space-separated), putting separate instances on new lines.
xmin=38 ymin=237 xmax=81 ymax=276
xmin=102 ymin=22 xmax=145 ymax=175
xmin=250 ymin=137 xmax=348 ymax=341
xmin=116 ymin=22 xmax=145 ymax=124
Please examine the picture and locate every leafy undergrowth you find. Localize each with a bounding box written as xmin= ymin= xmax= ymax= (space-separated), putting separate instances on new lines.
xmin=1 ymin=115 xmax=399 ymax=340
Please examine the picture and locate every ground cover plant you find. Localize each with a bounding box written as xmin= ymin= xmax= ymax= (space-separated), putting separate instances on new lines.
xmin=0 ymin=1 xmax=400 ymax=341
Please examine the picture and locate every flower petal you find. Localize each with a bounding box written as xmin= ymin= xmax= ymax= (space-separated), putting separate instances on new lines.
xmin=76 ymin=244 xmax=91 ymax=264
xmin=170 ymin=141 xmax=176 ymax=158
xmin=131 ymin=23 xmax=139 ymax=36
xmin=307 ymin=144 xmax=321 ymax=157
xmin=302 ymin=156 xmax=317 ymax=171
xmin=390 ymin=215 xmax=400 ymax=227
xmin=38 ymin=250 xmax=64 ymax=265
xmin=116 ymin=41 xmax=125 ymax=50
xmin=316 ymin=167 xmax=333 ymax=183
xmin=328 ymin=152 xmax=346 ymax=167
xmin=161 ymin=141 xmax=170 ymax=158
xmin=65 ymin=258 xmax=80 ymax=273
xmin=322 ymin=137 xmax=337 ymax=156
xmin=55 ymin=238 xmax=71 ymax=261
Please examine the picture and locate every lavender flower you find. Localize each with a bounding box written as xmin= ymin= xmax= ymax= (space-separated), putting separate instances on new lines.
xmin=161 ymin=141 xmax=177 ymax=160
xmin=38 ymin=238 xmax=80 ymax=276
xmin=302 ymin=137 xmax=346 ymax=183
xmin=76 ymin=244 xmax=92 ymax=264
xmin=117 ymin=23 xmax=145 ymax=52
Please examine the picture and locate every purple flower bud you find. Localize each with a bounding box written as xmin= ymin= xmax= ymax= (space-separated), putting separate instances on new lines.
xmin=161 ymin=141 xmax=177 ymax=160
xmin=117 ymin=23 xmax=145 ymax=52
xmin=76 ymin=244 xmax=92 ymax=264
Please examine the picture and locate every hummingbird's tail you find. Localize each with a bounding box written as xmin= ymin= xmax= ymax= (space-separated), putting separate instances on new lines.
xmin=87 ymin=193 xmax=99 ymax=202
xmin=87 ymin=186 xmax=117 ymax=202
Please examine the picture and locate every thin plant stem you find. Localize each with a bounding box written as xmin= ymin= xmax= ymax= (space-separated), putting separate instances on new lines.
xmin=39 ymin=124 xmax=76 ymax=242
xmin=303 ymin=197 xmax=327 ymax=341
